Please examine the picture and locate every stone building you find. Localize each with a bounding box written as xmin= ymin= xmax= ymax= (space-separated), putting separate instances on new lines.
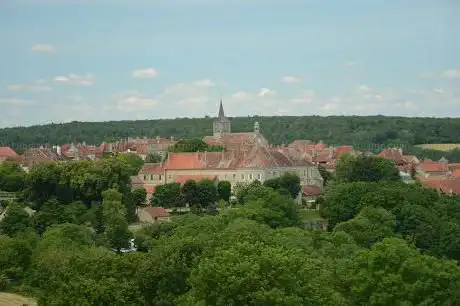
xmin=134 ymin=101 xmax=323 ymax=196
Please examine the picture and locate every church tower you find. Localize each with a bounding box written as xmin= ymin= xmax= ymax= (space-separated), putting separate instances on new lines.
xmin=213 ymin=99 xmax=231 ymax=137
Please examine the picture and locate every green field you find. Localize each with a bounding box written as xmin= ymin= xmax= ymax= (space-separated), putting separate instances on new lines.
xmin=416 ymin=143 xmax=460 ymax=152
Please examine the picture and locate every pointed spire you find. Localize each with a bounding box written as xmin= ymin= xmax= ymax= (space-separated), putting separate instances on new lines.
xmin=218 ymin=98 xmax=225 ymax=118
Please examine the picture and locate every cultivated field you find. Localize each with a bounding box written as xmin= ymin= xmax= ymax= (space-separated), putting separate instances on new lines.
xmin=0 ymin=292 xmax=36 ymax=306
xmin=416 ymin=143 xmax=460 ymax=151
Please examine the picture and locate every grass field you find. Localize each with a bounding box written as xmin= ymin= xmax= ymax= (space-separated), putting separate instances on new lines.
xmin=0 ymin=292 xmax=36 ymax=306
xmin=416 ymin=143 xmax=460 ymax=151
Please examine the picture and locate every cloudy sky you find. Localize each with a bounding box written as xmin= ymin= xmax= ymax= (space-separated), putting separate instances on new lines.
xmin=0 ymin=0 xmax=459 ymax=127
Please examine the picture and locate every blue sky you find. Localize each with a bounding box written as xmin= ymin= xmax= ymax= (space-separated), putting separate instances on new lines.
xmin=0 ymin=0 xmax=459 ymax=127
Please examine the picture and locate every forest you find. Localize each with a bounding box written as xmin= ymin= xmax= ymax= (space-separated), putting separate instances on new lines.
xmin=2 ymin=115 xmax=460 ymax=161
xmin=1 ymin=153 xmax=460 ymax=305
xmin=1 ymin=115 xmax=460 ymax=147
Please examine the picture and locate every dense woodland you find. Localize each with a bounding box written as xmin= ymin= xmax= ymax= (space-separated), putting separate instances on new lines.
xmin=1 ymin=153 xmax=460 ymax=305
xmin=2 ymin=115 xmax=460 ymax=161
xmin=1 ymin=115 xmax=460 ymax=146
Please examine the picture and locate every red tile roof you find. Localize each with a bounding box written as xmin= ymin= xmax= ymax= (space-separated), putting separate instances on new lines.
xmin=0 ymin=147 xmax=18 ymax=158
xmin=335 ymin=145 xmax=353 ymax=157
xmin=378 ymin=148 xmax=405 ymax=164
xmin=139 ymin=163 xmax=164 ymax=174
xmin=143 ymin=207 xmax=170 ymax=218
xmin=420 ymin=176 xmax=460 ymax=195
xmin=302 ymin=185 xmax=322 ymax=196
xmin=419 ymin=161 xmax=449 ymax=173
xmin=452 ymin=169 xmax=460 ymax=177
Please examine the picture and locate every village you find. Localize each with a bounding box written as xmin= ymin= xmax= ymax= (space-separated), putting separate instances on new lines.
xmin=1 ymin=102 xmax=459 ymax=226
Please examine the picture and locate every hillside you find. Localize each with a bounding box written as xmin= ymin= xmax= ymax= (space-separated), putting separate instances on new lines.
xmin=1 ymin=116 xmax=460 ymax=149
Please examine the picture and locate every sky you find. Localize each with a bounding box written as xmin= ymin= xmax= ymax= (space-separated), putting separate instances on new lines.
xmin=0 ymin=0 xmax=459 ymax=128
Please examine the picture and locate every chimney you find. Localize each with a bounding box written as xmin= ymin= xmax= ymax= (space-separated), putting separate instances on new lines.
xmin=56 ymin=145 xmax=62 ymax=156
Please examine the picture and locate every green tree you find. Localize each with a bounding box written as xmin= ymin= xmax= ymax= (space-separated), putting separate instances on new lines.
xmin=0 ymin=161 xmax=26 ymax=192
xmin=102 ymin=188 xmax=126 ymax=220
xmin=336 ymin=154 xmax=400 ymax=183
xmin=106 ymin=214 xmax=132 ymax=252
xmin=182 ymin=180 xmax=199 ymax=206
xmin=318 ymin=164 xmax=333 ymax=186
xmin=33 ymin=198 xmax=74 ymax=235
xmin=152 ymin=182 xmax=184 ymax=208
xmin=263 ymin=172 xmax=301 ymax=199
xmin=116 ymin=152 xmax=144 ymax=175
xmin=145 ymin=152 xmax=163 ymax=163
xmin=0 ymin=203 xmax=31 ymax=236
xmin=217 ymin=180 xmax=231 ymax=202
xmin=169 ymin=138 xmax=224 ymax=152
xmin=197 ymin=179 xmax=218 ymax=208
xmin=334 ymin=207 xmax=396 ymax=247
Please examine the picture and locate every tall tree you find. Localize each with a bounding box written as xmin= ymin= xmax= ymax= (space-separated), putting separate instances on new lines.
xmin=182 ymin=180 xmax=199 ymax=206
xmin=217 ymin=180 xmax=231 ymax=202
xmin=152 ymin=182 xmax=184 ymax=208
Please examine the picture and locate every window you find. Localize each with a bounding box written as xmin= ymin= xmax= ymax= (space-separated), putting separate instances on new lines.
xmin=249 ymin=173 xmax=253 ymax=180
xmin=241 ymin=173 xmax=245 ymax=180
xmin=143 ymin=175 xmax=147 ymax=180
xmin=304 ymin=170 xmax=306 ymax=177
xmin=150 ymin=175 xmax=153 ymax=180
xmin=257 ymin=173 xmax=261 ymax=180
xmin=159 ymin=175 xmax=162 ymax=180
xmin=233 ymin=173 xmax=236 ymax=180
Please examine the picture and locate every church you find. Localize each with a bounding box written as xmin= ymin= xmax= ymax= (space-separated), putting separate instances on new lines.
xmin=133 ymin=100 xmax=323 ymax=195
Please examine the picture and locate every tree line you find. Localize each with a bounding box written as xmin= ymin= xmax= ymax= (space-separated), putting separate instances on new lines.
xmin=2 ymin=115 xmax=460 ymax=155
xmin=0 ymin=154 xmax=460 ymax=304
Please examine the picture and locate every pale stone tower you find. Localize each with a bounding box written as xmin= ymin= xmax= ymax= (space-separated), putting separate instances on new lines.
xmin=213 ymin=99 xmax=231 ymax=137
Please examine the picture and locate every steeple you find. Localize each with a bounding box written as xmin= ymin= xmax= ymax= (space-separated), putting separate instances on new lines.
xmin=213 ymin=98 xmax=231 ymax=137
xmin=218 ymin=98 xmax=225 ymax=118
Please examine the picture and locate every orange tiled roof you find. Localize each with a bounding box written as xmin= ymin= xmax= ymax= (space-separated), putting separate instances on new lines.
xmin=302 ymin=185 xmax=322 ymax=196
xmin=139 ymin=163 xmax=164 ymax=174
xmin=452 ymin=169 xmax=460 ymax=177
xmin=142 ymin=207 xmax=169 ymax=218
xmin=335 ymin=145 xmax=353 ymax=157
xmin=378 ymin=148 xmax=405 ymax=164
xmin=419 ymin=161 xmax=449 ymax=173
xmin=0 ymin=147 xmax=18 ymax=158
xmin=420 ymin=176 xmax=460 ymax=195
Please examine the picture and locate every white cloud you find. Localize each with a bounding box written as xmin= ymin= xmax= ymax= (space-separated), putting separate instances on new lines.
xmin=230 ymin=91 xmax=250 ymax=101
xmin=440 ymin=69 xmax=460 ymax=79
xmin=115 ymin=91 xmax=159 ymax=111
xmin=280 ymin=76 xmax=300 ymax=84
xmin=30 ymin=44 xmax=56 ymax=53
xmin=132 ymin=68 xmax=158 ymax=79
xmin=193 ymin=79 xmax=215 ymax=87
xmin=54 ymin=74 xmax=94 ymax=85
xmin=0 ymin=98 xmax=35 ymax=105
xmin=356 ymin=84 xmax=372 ymax=94
xmin=257 ymin=88 xmax=277 ymax=98
xmin=344 ymin=61 xmax=356 ymax=67
xmin=7 ymin=84 xmax=52 ymax=92
xmin=420 ymin=69 xmax=460 ymax=80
